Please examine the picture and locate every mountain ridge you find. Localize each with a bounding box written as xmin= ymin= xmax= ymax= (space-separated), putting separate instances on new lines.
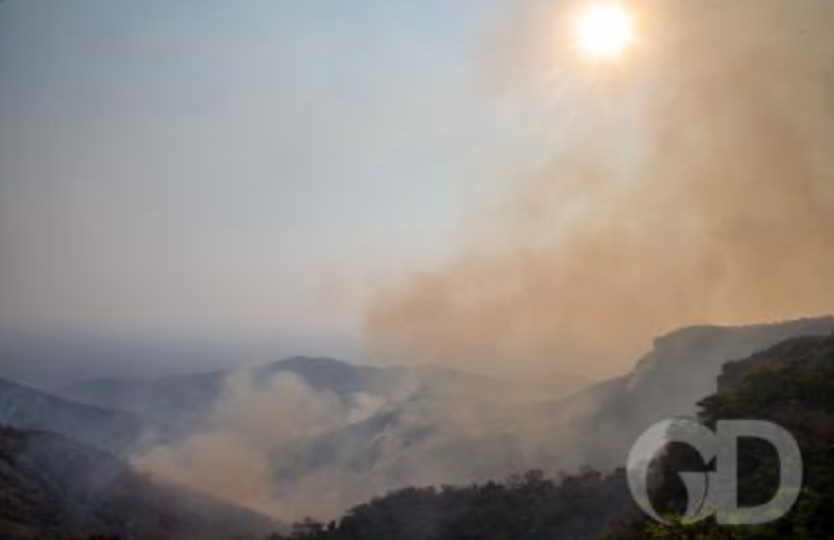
xmin=42 ymin=316 xmax=834 ymax=520
xmin=0 ymin=377 xmax=164 ymax=456
xmin=0 ymin=423 xmax=281 ymax=540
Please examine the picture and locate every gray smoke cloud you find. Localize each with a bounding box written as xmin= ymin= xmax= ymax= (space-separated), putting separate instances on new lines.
xmin=365 ymin=0 xmax=834 ymax=379
xmin=127 ymin=365 xmax=564 ymax=521
xmin=132 ymin=372 xmax=386 ymax=520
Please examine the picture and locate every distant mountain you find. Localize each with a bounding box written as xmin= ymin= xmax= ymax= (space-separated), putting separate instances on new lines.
xmin=56 ymin=357 xmax=400 ymax=432
xmin=0 ymin=425 xmax=280 ymax=540
xmin=56 ymin=356 xmax=587 ymax=432
xmin=0 ymin=377 xmax=164 ymax=455
xmin=510 ymin=315 xmax=834 ymax=470
xmin=268 ymin=316 xmax=834 ymax=512
xmin=267 ymin=390 xmax=529 ymax=513
xmin=56 ymin=370 xmax=227 ymax=433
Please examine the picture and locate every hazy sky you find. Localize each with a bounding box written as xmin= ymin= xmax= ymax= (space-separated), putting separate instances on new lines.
xmin=6 ymin=0 xmax=832 ymax=379
xmin=0 ymin=0 xmax=534 ymax=356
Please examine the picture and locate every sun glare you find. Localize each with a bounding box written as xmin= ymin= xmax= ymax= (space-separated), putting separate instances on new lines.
xmin=575 ymin=2 xmax=635 ymax=60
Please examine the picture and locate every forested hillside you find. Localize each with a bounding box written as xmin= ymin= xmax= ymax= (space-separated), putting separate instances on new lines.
xmin=618 ymin=333 xmax=834 ymax=539
xmin=0 ymin=426 xmax=279 ymax=540
xmin=282 ymin=333 xmax=834 ymax=540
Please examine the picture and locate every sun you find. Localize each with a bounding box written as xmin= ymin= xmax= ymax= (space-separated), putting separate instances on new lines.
xmin=574 ymin=2 xmax=635 ymax=60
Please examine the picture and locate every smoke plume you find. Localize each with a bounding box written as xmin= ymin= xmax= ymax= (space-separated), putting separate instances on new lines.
xmin=132 ymin=372 xmax=385 ymax=520
xmin=365 ymin=0 xmax=834 ymax=378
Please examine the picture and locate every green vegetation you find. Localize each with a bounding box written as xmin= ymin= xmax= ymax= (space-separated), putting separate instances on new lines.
xmin=274 ymin=468 xmax=636 ymax=540
xmin=623 ymin=334 xmax=834 ymax=540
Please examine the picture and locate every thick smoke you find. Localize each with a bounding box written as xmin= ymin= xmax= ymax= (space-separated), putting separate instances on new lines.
xmin=132 ymin=372 xmax=385 ymax=520
xmin=366 ymin=0 xmax=834 ymax=378
xmin=129 ymin=366 xmax=556 ymax=521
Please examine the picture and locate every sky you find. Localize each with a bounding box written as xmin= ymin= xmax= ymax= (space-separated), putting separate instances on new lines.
xmin=3 ymin=0 xmax=833 ymax=380
xmin=0 ymin=0 xmax=534 ymax=360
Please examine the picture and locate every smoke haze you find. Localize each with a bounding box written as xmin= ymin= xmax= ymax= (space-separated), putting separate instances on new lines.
xmin=365 ymin=0 xmax=834 ymax=378
xmin=132 ymin=372 xmax=386 ymax=520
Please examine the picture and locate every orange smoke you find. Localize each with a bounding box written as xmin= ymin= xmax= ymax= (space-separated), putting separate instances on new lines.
xmin=365 ymin=0 xmax=834 ymax=378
